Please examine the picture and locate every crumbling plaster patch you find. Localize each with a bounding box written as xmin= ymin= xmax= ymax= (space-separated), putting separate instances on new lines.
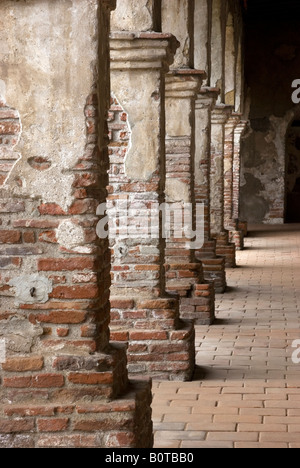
xmin=0 ymin=0 xmax=99 ymax=211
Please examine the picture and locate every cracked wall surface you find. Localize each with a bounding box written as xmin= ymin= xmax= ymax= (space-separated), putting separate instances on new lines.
xmin=242 ymin=14 xmax=300 ymax=223
xmin=0 ymin=0 xmax=99 ymax=212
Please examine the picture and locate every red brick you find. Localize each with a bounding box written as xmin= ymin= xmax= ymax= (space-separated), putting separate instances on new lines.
xmin=2 ymin=356 xmax=44 ymax=372
xmin=38 ymin=257 xmax=95 ymax=272
xmin=57 ymin=328 xmax=69 ymax=337
xmin=0 ymin=419 xmax=34 ymax=434
xmin=39 ymin=231 xmax=57 ymax=244
xmin=110 ymin=331 xmax=129 ymax=341
xmin=130 ymin=331 xmax=168 ymax=340
xmin=110 ymin=299 xmax=134 ymax=309
xmin=136 ymin=299 xmax=177 ymax=310
xmin=73 ymin=417 xmax=132 ymax=432
xmin=38 ymin=203 xmax=66 ymax=216
xmin=50 ymin=285 xmax=99 ymax=300
xmin=81 ymin=325 xmax=96 ymax=337
xmin=23 ymin=231 xmax=36 ymax=243
xmin=0 ymin=230 xmax=21 ymax=244
xmin=4 ymin=377 xmax=32 ymax=388
xmin=32 ymin=374 xmax=65 ymax=388
xmin=76 ymin=402 xmax=135 ymax=414
xmin=0 ymin=120 xmax=20 ymax=133
xmin=37 ymin=418 xmax=69 ymax=432
xmin=68 ymin=199 xmax=98 ymax=215
xmin=68 ymin=373 xmax=113 ymax=385
xmin=4 ymin=406 xmax=55 ymax=417
xmin=28 ymin=157 xmax=52 ymax=171
xmin=30 ymin=311 xmax=86 ymax=325
xmin=73 ymin=174 xmax=99 ymax=188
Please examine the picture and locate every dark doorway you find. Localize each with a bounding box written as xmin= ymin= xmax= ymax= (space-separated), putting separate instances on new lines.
xmin=285 ymin=120 xmax=300 ymax=223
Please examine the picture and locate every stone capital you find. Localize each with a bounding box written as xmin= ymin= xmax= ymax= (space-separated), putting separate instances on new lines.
xmin=165 ymin=69 xmax=206 ymax=99
xmin=211 ymin=105 xmax=233 ymax=125
xmin=225 ymin=114 xmax=242 ymax=135
xmin=235 ymin=120 xmax=249 ymax=135
xmin=111 ymin=0 xmax=160 ymax=31
xmin=196 ymin=87 xmax=220 ymax=109
xmin=110 ymin=32 xmax=179 ymax=72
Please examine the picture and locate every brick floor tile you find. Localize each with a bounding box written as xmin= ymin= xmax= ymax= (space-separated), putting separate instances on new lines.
xmin=207 ymin=432 xmax=259 ymax=442
xmin=181 ymin=441 xmax=234 ymax=448
xmin=237 ymin=423 xmax=287 ymax=432
xmin=153 ymin=227 xmax=300 ymax=448
xmin=235 ymin=443 xmax=288 ymax=449
xmin=155 ymin=431 xmax=206 ymax=441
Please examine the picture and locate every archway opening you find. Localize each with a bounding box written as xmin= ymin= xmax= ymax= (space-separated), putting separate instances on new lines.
xmin=285 ymin=120 xmax=300 ymax=223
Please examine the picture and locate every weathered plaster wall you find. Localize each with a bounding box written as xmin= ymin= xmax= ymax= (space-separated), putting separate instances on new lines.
xmin=0 ymin=0 xmax=98 ymax=211
xmin=241 ymin=15 xmax=300 ymax=223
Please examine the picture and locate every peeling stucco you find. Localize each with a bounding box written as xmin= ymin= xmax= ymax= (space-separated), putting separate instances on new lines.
xmin=0 ymin=0 xmax=99 ymax=211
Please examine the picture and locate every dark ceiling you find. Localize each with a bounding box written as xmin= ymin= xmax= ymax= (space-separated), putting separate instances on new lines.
xmin=245 ymin=0 xmax=300 ymax=21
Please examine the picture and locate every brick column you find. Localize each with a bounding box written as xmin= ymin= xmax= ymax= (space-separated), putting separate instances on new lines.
xmin=163 ymin=73 xmax=215 ymax=325
xmin=108 ymin=33 xmax=195 ymax=381
xmin=0 ymin=0 xmax=153 ymax=448
xmin=161 ymin=0 xmax=215 ymax=325
xmin=224 ymin=114 xmax=245 ymax=250
xmin=233 ymin=120 xmax=249 ymax=241
xmin=195 ymin=88 xmax=227 ymax=293
xmin=210 ymin=105 xmax=237 ymax=268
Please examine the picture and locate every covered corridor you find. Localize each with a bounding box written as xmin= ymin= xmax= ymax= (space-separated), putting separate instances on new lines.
xmin=153 ymin=225 xmax=300 ymax=448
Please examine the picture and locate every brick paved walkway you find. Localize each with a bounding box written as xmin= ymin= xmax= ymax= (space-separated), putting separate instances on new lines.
xmin=152 ymin=225 xmax=300 ymax=448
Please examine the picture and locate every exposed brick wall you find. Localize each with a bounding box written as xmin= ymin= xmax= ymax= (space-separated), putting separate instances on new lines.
xmin=0 ymin=1 xmax=153 ymax=448
xmin=0 ymin=98 xmax=21 ymax=187
xmin=107 ymin=93 xmax=196 ymax=380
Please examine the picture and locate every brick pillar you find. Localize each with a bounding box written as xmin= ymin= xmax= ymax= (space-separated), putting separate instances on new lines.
xmin=0 ymin=0 xmax=153 ymax=448
xmin=233 ymin=121 xmax=249 ymax=241
xmin=161 ymin=0 xmax=215 ymax=325
xmin=163 ymin=73 xmax=215 ymax=325
xmin=210 ymin=105 xmax=237 ymax=268
xmin=195 ymin=88 xmax=227 ymax=293
xmin=224 ymin=114 xmax=245 ymax=250
xmin=108 ymin=33 xmax=195 ymax=381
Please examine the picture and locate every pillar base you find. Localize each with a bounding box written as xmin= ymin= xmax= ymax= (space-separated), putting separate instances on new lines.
xmin=229 ymin=229 xmax=244 ymax=250
xmin=0 ymin=379 xmax=153 ymax=448
xmin=110 ymin=297 xmax=195 ymax=381
xmin=214 ymin=231 xmax=236 ymax=268
xmin=165 ymin=263 xmax=215 ymax=325
xmin=196 ymin=239 xmax=227 ymax=293
xmin=238 ymin=220 xmax=248 ymax=237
